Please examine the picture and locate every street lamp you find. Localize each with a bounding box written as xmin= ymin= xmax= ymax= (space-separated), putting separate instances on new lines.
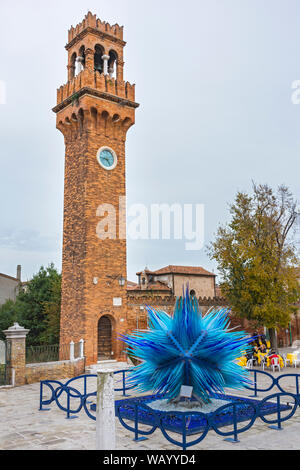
xmin=106 ymin=274 xmax=126 ymax=286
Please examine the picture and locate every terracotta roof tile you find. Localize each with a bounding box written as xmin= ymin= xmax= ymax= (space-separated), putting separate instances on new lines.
xmin=136 ymin=269 xmax=156 ymax=275
xmin=150 ymin=265 xmax=215 ymax=276
xmin=127 ymin=280 xmax=171 ymax=292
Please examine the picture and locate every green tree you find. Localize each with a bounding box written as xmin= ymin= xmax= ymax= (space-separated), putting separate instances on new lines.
xmin=0 ymin=263 xmax=61 ymax=346
xmin=208 ymin=183 xmax=300 ymax=349
xmin=0 ymin=300 xmax=18 ymax=341
xmin=39 ymin=272 xmax=61 ymax=344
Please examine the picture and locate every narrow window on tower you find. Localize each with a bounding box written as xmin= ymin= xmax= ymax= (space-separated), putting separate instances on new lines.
xmin=91 ymin=107 xmax=97 ymax=130
xmin=78 ymin=108 xmax=84 ymax=135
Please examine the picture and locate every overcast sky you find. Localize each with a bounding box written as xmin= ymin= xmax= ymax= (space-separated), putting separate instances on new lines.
xmin=1 ymin=0 xmax=300 ymax=283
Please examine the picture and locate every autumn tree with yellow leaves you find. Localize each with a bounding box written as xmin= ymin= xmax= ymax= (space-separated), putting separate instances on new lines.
xmin=208 ymin=183 xmax=300 ymax=349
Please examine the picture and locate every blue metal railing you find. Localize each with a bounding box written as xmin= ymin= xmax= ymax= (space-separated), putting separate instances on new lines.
xmin=116 ymin=393 xmax=299 ymax=450
xmin=115 ymin=390 xmax=300 ymax=449
xmin=113 ymin=369 xmax=136 ymax=396
xmin=245 ymin=370 xmax=300 ymax=397
xmin=39 ymin=369 xmax=300 ymax=450
xmin=39 ymin=369 xmax=134 ymax=419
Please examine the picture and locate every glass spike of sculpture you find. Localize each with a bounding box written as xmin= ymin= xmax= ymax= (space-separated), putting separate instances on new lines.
xmin=120 ymin=288 xmax=255 ymax=405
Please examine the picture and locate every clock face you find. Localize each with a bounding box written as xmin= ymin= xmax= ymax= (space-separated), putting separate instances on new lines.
xmin=97 ymin=147 xmax=117 ymax=170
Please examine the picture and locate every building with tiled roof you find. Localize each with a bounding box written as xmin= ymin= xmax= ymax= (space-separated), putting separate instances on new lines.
xmin=127 ymin=279 xmax=171 ymax=293
xmin=143 ymin=265 xmax=215 ymax=276
xmin=126 ymin=264 xmax=226 ymax=335
xmin=132 ymin=265 xmax=216 ymax=298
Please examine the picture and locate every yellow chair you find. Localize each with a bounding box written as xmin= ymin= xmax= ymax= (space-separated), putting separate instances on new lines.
xmin=236 ymin=356 xmax=247 ymax=367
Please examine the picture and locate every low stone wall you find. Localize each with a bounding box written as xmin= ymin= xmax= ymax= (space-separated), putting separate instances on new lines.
xmin=25 ymin=357 xmax=85 ymax=384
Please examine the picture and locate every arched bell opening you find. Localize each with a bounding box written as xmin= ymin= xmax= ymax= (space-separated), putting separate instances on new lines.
xmin=112 ymin=113 xmax=120 ymax=123
xmin=94 ymin=44 xmax=104 ymax=74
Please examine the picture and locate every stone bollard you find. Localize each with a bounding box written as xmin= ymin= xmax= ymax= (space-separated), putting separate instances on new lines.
xmin=96 ymin=369 xmax=115 ymax=450
xmin=69 ymin=341 xmax=74 ymax=361
xmin=79 ymin=339 xmax=84 ymax=358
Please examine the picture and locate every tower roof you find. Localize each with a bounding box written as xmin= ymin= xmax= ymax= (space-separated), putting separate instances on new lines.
xmin=67 ymin=11 xmax=124 ymax=47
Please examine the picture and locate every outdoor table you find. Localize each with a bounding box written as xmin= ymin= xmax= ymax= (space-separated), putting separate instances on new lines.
xmin=286 ymin=353 xmax=296 ymax=366
xmin=237 ymin=356 xmax=247 ymax=367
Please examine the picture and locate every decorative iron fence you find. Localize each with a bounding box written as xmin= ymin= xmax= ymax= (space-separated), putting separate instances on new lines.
xmin=245 ymin=369 xmax=300 ymax=397
xmin=26 ymin=342 xmax=80 ymax=364
xmin=0 ymin=340 xmax=11 ymax=386
xmin=26 ymin=344 xmax=59 ymax=363
xmin=39 ymin=369 xmax=134 ymax=416
xmin=115 ymin=391 xmax=299 ymax=449
xmin=0 ymin=341 xmax=6 ymax=385
xmin=0 ymin=365 xmax=5 ymax=386
xmin=39 ymin=369 xmax=300 ymax=450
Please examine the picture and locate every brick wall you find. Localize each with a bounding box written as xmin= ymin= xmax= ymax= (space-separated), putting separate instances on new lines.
xmin=8 ymin=337 xmax=27 ymax=387
xmin=55 ymin=15 xmax=138 ymax=366
xmin=172 ymin=274 xmax=215 ymax=298
xmin=25 ymin=357 xmax=85 ymax=384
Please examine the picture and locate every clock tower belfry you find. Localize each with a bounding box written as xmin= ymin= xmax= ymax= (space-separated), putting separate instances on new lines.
xmin=53 ymin=12 xmax=139 ymax=365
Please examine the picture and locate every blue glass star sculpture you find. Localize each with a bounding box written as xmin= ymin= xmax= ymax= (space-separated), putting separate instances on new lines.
xmin=121 ymin=289 xmax=254 ymax=405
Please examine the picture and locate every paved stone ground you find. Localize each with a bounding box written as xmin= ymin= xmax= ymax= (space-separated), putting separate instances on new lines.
xmin=0 ymin=365 xmax=300 ymax=450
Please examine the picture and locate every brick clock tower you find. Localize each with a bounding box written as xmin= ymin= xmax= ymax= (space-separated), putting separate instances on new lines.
xmin=53 ymin=12 xmax=139 ymax=365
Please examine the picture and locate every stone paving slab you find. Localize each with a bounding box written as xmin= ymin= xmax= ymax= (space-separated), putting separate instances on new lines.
xmin=0 ymin=368 xmax=300 ymax=450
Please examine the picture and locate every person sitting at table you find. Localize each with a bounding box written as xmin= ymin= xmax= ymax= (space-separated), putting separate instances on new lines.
xmin=266 ymin=349 xmax=276 ymax=357
xmin=247 ymin=344 xmax=257 ymax=365
xmin=253 ymin=345 xmax=265 ymax=365
xmin=259 ymin=343 xmax=266 ymax=353
xmin=261 ymin=334 xmax=267 ymax=346
xmin=246 ymin=347 xmax=257 ymax=366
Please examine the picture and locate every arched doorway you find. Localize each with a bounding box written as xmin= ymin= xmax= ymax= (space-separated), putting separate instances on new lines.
xmin=97 ymin=315 xmax=112 ymax=360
